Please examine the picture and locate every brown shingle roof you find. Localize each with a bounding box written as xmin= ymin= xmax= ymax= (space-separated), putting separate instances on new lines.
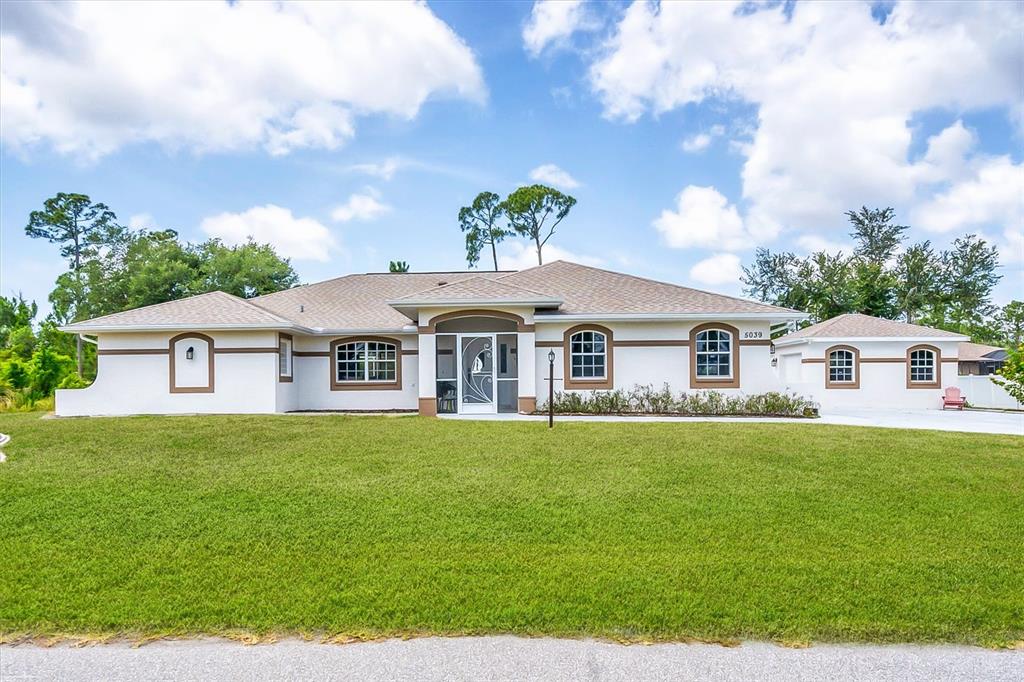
xmin=391 ymin=276 xmax=561 ymax=304
xmin=64 ymin=291 xmax=295 ymax=330
xmin=251 ymin=271 xmax=509 ymax=330
xmin=780 ymin=313 xmax=968 ymax=340
xmin=958 ymin=342 xmax=1005 ymax=362
xmin=498 ymin=261 xmax=800 ymax=316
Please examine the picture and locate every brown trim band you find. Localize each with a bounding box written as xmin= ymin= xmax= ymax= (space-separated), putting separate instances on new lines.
xmin=169 ymin=332 xmax=215 ymax=394
xmin=824 ymin=344 xmax=860 ymax=390
xmin=739 ymin=339 xmax=772 ymax=347
xmin=214 ymin=347 xmax=279 ymax=354
xmin=689 ymin=322 xmax=740 ymax=389
xmin=804 ymin=356 xmax=957 ymax=364
xmin=400 ymin=349 xmax=418 ymax=355
xmin=97 ymin=348 xmax=169 ymax=356
xmin=418 ymin=309 xmax=534 ymax=333
xmin=329 ymin=336 xmax=403 ymax=391
xmin=563 ymin=324 xmax=614 ymax=390
xmin=294 ymin=350 xmax=330 ymax=357
xmin=614 ymin=339 xmax=689 ymax=347
xmin=536 ymin=340 xmax=561 ymax=348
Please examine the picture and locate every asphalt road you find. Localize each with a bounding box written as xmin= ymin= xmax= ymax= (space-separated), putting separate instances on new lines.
xmin=2 ymin=637 xmax=1021 ymax=681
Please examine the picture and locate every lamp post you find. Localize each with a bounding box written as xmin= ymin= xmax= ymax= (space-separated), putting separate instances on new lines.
xmin=547 ymin=349 xmax=555 ymax=428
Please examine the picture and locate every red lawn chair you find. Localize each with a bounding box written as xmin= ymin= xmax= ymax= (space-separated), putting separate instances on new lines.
xmin=942 ymin=386 xmax=966 ymax=410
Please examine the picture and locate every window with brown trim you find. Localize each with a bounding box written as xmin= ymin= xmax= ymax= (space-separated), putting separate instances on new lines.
xmin=689 ymin=323 xmax=739 ymax=388
xmin=563 ymin=324 xmax=613 ymax=390
xmin=329 ymin=336 xmax=402 ymax=390
xmin=907 ymin=344 xmax=940 ymax=388
xmin=825 ymin=344 xmax=859 ymax=389
xmin=278 ymin=333 xmax=293 ymax=382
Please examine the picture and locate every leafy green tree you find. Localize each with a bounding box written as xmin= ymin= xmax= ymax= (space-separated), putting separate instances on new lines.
xmin=741 ymin=248 xmax=811 ymax=313
xmin=893 ymin=242 xmax=939 ymax=324
xmin=27 ymin=344 xmax=74 ymax=398
xmin=935 ymin=235 xmax=1001 ymax=336
xmin=458 ymin=191 xmax=509 ymax=270
xmin=806 ymin=252 xmax=857 ymax=321
xmin=1 ymin=358 xmax=30 ymax=390
xmin=991 ymin=344 xmax=1024 ymax=405
xmin=193 ymin=239 xmax=299 ymax=298
xmin=502 ymin=185 xmax=576 ymax=265
xmin=119 ymin=230 xmax=199 ymax=310
xmin=388 ymin=260 xmax=410 ymax=273
xmin=847 ymin=206 xmax=908 ymax=265
xmin=997 ymin=301 xmax=1024 ymax=347
xmin=0 ymin=295 xmax=37 ymax=348
xmin=25 ymin=193 xmax=118 ymax=375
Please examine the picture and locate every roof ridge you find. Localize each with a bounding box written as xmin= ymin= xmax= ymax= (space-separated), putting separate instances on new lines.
xmin=219 ymin=291 xmax=300 ymax=325
xmin=506 ymin=260 xmax=799 ymax=314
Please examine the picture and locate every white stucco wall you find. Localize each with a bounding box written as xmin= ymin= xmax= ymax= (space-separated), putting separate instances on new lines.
xmin=56 ymin=331 xmax=279 ymax=416
xmin=777 ymin=338 xmax=962 ymax=411
xmin=534 ymin=320 xmax=778 ymax=401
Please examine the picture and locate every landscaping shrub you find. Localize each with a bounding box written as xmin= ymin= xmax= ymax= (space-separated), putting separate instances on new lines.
xmin=541 ymin=383 xmax=817 ymax=417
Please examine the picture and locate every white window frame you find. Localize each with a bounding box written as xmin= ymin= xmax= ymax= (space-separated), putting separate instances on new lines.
xmin=335 ymin=340 xmax=398 ymax=383
xmin=278 ymin=335 xmax=293 ymax=379
xmin=569 ymin=330 xmax=607 ymax=380
xmin=909 ymin=348 xmax=936 ymax=384
xmin=828 ymin=349 xmax=856 ymax=384
xmin=695 ymin=328 xmax=733 ymax=380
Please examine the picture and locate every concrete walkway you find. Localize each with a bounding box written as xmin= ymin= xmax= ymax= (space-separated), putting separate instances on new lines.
xmin=443 ymin=408 xmax=1024 ymax=436
xmin=2 ymin=637 xmax=1021 ymax=682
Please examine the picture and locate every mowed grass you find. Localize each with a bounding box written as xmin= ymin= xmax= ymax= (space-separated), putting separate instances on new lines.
xmin=0 ymin=413 xmax=1022 ymax=646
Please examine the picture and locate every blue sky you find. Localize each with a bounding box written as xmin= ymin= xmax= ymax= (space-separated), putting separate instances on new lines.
xmin=2 ymin=1 xmax=1021 ymax=319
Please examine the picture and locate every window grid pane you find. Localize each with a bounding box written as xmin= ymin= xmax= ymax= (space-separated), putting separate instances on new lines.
xmin=570 ymin=330 xmax=606 ymax=379
xmin=909 ymin=349 xmax=935 ymax=382
xmin=829 ymin=349 xmax=854 ymax=383
xmin=695 ymin=329 xmax=732 ymax=378
xmin=336 ymin=341 xmax=397 ymax=382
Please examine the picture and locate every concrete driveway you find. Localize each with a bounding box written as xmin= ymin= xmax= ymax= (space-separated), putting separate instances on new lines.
xmin=2 ymin=637 xmax=1021 ymax=682
xmin=444 ymin=408 xmax=1024 ymax=436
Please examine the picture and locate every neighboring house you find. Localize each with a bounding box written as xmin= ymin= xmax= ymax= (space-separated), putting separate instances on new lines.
xmin=56 ymin=261 xmax=805 ymax=416
xmin=773 ymin=313 xmax=968 ymax=410
xmin=957 ymin=342 xmax=1008 ymax=376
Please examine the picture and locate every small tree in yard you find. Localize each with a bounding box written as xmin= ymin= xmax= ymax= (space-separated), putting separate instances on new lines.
xmin=503 ymin=184 xmax=576 ymax=266
xmin=991 ymin=344 xmax=1024 ymax=406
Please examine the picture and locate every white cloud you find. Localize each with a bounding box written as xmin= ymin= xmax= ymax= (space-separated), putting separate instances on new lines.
xmin=200 ymin=205 xmax=336 ymax=262
xmin=128 ymin=213 xmax=156 ymax=231
xmin=497 ymin=242 xmax=602 ymax=271
xmin=347 ymin=157 xmax=406 ymax=181
xmin=590 ymin=1 xmax=1023 ymax=236
xmin=689 ymin=253 xmax=743 ymax=286
xmin=913 ymin=156 xmax=1024 ymax=234
xmin=0 ymin=1 xmax=485 ymax=160
xmin=654 ymin=185 xmax=770 ymax=251
xmin=681 ymin=124 xmax=725 ymax=153
xmin=523 ymin=0 xmax=591 ymax=57
xmin=331 ymin=191 xmax=392 ymax=223
xmin=795 ymin=234 xmax=851 ymax=256
xmin=1001 ymin=229 xmax=1024 ymax=265
xmin=528 ymin=163 xmax=581 ymax=190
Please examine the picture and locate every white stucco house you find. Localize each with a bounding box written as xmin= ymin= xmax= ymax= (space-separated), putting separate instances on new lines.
xmin=55 ymin=261 xmax=972 ymax=417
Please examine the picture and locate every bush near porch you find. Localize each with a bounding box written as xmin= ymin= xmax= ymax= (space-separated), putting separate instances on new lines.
xmin=0 ymin=413 xmax=1021 ymax=646
xmin=542 ymin=384 xmax=817 ymax=417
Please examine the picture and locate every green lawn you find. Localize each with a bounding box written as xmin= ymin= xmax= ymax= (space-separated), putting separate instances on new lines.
xmin=1 ymin=413 xmax=1021 ymax=646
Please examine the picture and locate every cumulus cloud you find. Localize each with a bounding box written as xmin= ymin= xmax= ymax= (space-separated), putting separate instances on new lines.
xmin=591 ymin=1 xmax=1023 ymax=235
xmin=795 ymin=234 xmax=852 ymax=256
xmin=128 ymin=213 xmax=156 ymax=231
xmin=497 ymin=242 xmax=602 ymax=271
xmin=528 ymin=163 xmax=582 ymax=190
xmin=0 ymin=1 xmax=484 ymax=159
xmin=523 ymin=0 xmax=591 ymax=57
xmin=654 ymin=185 xmax=768 ymax=251
xmin=689 ymin=253 xmax=744 ymax=286
xmin=912 ymin=156 xmax=1024 ymax=234
xmin=347 ymin=157 xmax=406 ymax=181
xmin=681 ymin=125 xmax=725 ymax=153
xmin=200 ymin=205 xmax=337 ymax=262
xmin=331 ymin=191 xmax=392 ymax=223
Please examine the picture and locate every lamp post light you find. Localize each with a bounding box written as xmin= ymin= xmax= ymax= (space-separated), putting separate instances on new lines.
xmin=547 ymin=349 xmax=555 ymax=428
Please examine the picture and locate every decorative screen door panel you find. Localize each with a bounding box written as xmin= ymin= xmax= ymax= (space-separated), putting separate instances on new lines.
xmin=460 ymin=335 xmax=495 ymax=413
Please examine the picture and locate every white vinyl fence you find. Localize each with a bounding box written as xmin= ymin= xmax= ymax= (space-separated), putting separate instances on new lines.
xmin=957 ymin=375 xmax=1023 ymax=410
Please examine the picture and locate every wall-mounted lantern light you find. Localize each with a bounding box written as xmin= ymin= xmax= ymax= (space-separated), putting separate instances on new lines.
xmin=186 ymin=346 xmax=195 ymax=361
xmin=769 ymin=341 xmax=776 ymax=355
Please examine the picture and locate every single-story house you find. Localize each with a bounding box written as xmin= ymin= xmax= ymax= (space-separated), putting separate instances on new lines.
xmin=55 ymin=261 xmax=969 ymax=417
xmin=773 ymin=313 xmax=968 ymax=410
xmin=957 ymin=342 xmax=1008 ymax=376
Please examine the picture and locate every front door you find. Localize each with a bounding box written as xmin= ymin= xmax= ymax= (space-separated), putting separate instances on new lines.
xmin=459 ymin=334 xmax=496 ymax=414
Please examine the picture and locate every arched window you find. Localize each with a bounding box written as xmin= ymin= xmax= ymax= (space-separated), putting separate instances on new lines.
xmin=826 ymin=345 xmax=859 ymax=388
xmin=570 ymin=329 xmax=607 ymax=379
xmin=563 ymin=325 xmax=613 ymax=389
xmin=695 ymin=328 xmax=733 ymax=379
xmin=330 ymin=337 xmax=401 ymax=390
xmin=907 ymin=345 xmax=939 ymax=388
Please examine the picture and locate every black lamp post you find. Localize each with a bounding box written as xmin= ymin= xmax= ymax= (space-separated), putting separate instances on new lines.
xmin=547 ymin=349 xmax=555 ymax=428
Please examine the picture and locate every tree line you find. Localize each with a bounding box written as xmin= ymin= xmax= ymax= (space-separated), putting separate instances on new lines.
xmin=1 ymin=192 xmax=298 ymax=410
xmin=742 ymin=207 xmax=1022 ymax=346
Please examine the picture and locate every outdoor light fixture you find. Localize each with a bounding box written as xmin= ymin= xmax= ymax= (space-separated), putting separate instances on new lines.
xmin=548 ymin=350 xmax=555 ymax=364
xmin=186 ymin=346 xmax=194 ymax=360
xmin=769 ymin=342 xmax=776 ymax=355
